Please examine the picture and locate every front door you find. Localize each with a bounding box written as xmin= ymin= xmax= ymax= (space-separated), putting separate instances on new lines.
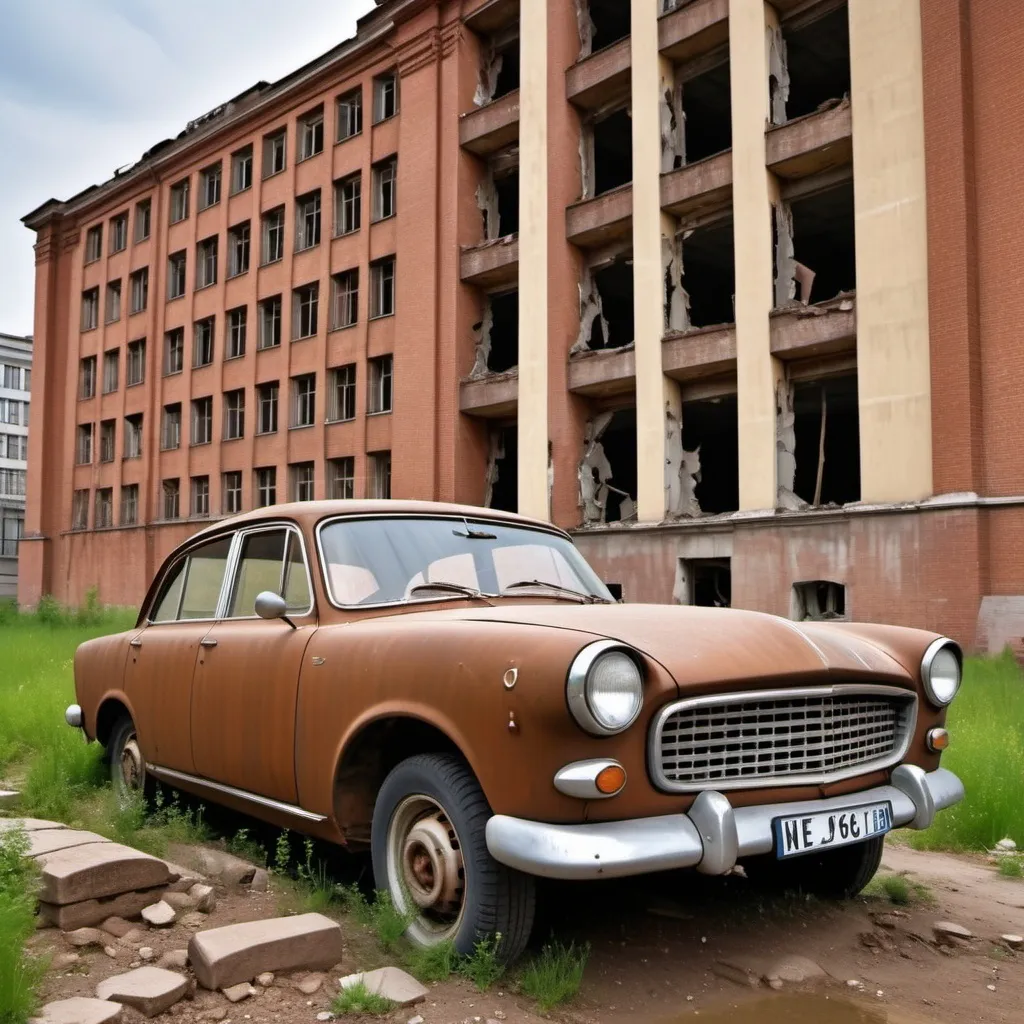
xmin=190 ymin=524 xmax=316 ymax=804
xmin=123 ymin=534 xmax=233 ymax=773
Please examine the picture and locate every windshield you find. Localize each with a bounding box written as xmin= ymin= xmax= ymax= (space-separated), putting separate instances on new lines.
xmin=318 ymin=515 xmax=613 ymax=607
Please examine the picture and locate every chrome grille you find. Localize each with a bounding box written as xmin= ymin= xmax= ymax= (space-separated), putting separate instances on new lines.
xmin=650 ymin=686 xmax=917 ymax=792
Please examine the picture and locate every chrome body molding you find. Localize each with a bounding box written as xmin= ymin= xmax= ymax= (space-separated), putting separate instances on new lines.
xmin=485 ymin=767 xmax=964 ymax=881
xmin=553 ymin=759 xmax=625 ymax=799
xmin=65 ymin=704 xmax=83 ymax=728
xmin=146 ymin=764 xmax=327 ymax=823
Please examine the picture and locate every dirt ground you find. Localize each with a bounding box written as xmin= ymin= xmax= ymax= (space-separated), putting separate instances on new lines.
xmin=29 ymin=839 xmax=1024 ymax=1024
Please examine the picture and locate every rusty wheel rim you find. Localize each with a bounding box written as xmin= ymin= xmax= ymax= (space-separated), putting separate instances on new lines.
xmin=387 ymin=795 xmax=467 ymax=946
xmin=116 ymin=732 xmax=146 ymax=800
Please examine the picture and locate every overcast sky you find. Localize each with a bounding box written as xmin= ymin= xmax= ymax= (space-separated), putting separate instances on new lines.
xmin=0 ymin=0 xmax=376 ymax=336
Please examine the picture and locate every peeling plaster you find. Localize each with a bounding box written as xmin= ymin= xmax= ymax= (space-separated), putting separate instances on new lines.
xmin=665 ymin=406 xmax=701 ymax=517
xmin=663 ymin=234 xmax=689 ymax=332
xmin=483 ymin=430 xmax=504 ymax=507
xmin=469 ymin=301 xmax=495 ymax=378
xmin=474 ymin=46 xmax=504 ymax=107
xmin=767 ymin=24 xmax=790 ymax=126
xmin=575 ymin=0 xmax=595 ymax=60
xmin=579 ymin=412 xmax=615 ymax=523
xmin=476 ymin=171 xmax=500 ymax=241
xmin=571 ymin=265 xmax=610 ymax=354
xmin=775 ymin=375 xmax=806 ymax=511
xmin=660 ymin=84 xmax=684 ymax=173
xmin=578 ymin=125 xmax=595 ymax=201
xmin=773 ymin=201 xmax=796 ymax=308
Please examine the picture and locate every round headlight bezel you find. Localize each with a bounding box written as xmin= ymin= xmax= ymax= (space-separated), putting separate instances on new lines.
xmin=567 ymin=639 xmax=644 ymax=737
xmin=921 ymin=637 xmax=962 ymax=708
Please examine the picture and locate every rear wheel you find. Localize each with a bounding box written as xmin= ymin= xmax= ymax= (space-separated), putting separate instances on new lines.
xmin=371 ymin=753 xmax=535 ymax=961
xmin=106 ymin=715 xmax=152 ymax=807
xmin=742 ymin=835 xmax=885 ymax=899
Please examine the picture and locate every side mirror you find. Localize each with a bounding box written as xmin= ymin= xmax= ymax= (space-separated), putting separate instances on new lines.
xmin=254 ymin=591 xmax=288 ymax=620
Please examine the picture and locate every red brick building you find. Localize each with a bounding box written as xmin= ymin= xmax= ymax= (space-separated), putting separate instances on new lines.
xmin=19 ymin=0 xmax=1024 ymax=652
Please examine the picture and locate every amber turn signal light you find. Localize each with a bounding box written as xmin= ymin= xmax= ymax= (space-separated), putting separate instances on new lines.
xmin=926 ymin=727 xmax=950 ymax=752
xmin=595 ymin=764 xmax=627 ymax=795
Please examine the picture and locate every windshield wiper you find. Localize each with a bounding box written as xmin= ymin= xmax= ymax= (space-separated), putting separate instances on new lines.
xmin=408 ymin=581 xmax=490 ymax=601
xmin=452 ymin=518 xmax=497 ymax=540
xmin=501 ymin=580 xmax=610 ymax=604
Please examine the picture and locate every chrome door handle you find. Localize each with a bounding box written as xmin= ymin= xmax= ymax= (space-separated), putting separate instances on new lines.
xmin=200 ymin=638 xmax=218 ymax=648
xmin=129 ymin=637 xmax=143 ymax=648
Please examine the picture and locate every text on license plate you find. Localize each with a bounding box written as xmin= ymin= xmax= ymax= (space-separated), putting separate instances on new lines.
xmin=773 ymin=801 xmax=893 ymax=859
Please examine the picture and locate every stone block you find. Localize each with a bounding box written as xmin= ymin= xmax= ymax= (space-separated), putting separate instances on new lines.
xmin=190 ymin=883 xmax=216 ymax=913
xmin=161 ymin=891 xmax=196 ymax=912
xmin=0 ymin=817 xmax=66 ymax=833
xmin=30 ymin=997 xmax=123 ymax=1024
xmin=100 ymin=918 xmax=133 ymax=939
xmin=28 ymin=831 xmax=110 ymax=859
xmin=141 ymin=901 xmax=176 ymax=927
xmin=38 ymin=886 xmax=167 ymax=930
xmin=188 ymin=913 xmax=344 ymax=990
xmin=222 ymin=983 xmax=256 ymax=1003
xmin=65 ymin=928 xmax=106 ymax=949
xmin=95 ymin=967 xmax=189 ymax=1018
xmin=338 ymin=967 xmax=428 ymax=1008
xmin=37 ymin=844 xmax=171 ymax=905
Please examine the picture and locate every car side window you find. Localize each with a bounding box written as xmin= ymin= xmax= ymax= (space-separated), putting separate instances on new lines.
xmin=151 ymin=559 xmax=187 ymax=622
xmin=229 ymin=528 xmax=311 ymax=617
xmin=149 ymin=536 xmax=232 ymax=622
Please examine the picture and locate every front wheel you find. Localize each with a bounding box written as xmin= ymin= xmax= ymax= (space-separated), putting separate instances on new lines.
xmin=106 ymin=715 xmax=153 ymax=807
xmin=742 ymin=835 xmax=885 ymax=900
xmin=371 ymin=753 xmax=535 ymax=961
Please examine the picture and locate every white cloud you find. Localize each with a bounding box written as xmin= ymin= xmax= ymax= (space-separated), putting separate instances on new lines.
xmin=0 ymin=0 xmax=375 ymax=335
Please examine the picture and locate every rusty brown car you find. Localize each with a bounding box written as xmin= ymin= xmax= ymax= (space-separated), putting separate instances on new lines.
xmin=66 ymin=500 xmax=965 ymax=959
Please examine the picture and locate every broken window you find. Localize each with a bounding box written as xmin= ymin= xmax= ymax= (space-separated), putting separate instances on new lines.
xmin=477 ymin=34 xmax=520 ymax=106
xmin=586 ymin=261 xmax=633 ymax=350
xmin=789 ymin=374 xmax=860 ymax=507
xmin=592 ymin=107 xmax=632 ymax=196
xmin=494 ymin=170 xmax=519 ymax=237
xmin=579 ymin=408 xmax=638 ymax=525
xmin=777 ymin=4 xmax=850 ymax=124
xmin=678 ymin=558 xmax=732 ymax=608
xmin=583 ymin=0 xmax=631 ymax=54
xmin=792 ymin=580 xmax=847 ymax=621
xmin=681 ymin=59 xmax=732 ymax=163
xmin=484 ymin=425 xmax=518 ymax=513
xmin=678 ymin=219 xmax=735 ymax=328
xmin=474 ymin=290 xmax=519 ymax=376
xmin=679 ymin=394 xmax=739 ymax=514
xmin=775 ymin=180 xmax=856 ymax=306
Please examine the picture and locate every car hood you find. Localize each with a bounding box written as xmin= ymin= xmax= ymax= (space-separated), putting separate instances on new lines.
xmin=400 ymin=602 xmax=919 ymax=690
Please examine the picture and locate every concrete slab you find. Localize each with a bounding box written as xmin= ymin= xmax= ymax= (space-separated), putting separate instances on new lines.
xmin=30 ymin=997 xmax=123 ymax=1024
xmin=95 ymin=967 xmax=189 ymax=1018
xmin=339 ymin=966 xmax=428 ymax=1008
xmin=38 ymin=887 xmax=167 ymax=931
xmin=28 ymin=831 xmax=110 ymax=858
xmin=188 ymin=913 xmax=344 ymax=990
xmin=36 ymin=843 xmax=171 ymax=905
xmin=0 ymin=817 xmax=66 ymax=833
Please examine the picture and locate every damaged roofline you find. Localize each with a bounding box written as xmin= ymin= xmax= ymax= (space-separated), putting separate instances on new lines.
xmin=21 ymin=6 xmax=414 ymax=230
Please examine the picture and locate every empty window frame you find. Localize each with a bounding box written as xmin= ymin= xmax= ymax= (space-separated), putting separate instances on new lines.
xmin=370 ymin=257 xmax=395 ymax=318
xmin=124 ymin=413 xmax=143 ymax=458
xmin=293 ymin=283 xmax=319 ymax=340
xmin=191 ymin=475 xmax=211 ymax=517
xmin=291 ymin=462 xmax=316 ymax=501
xmin=255 ymin=466 xmax=277 ymax=507
xmin=161 ymin=404 xmax=182 ymax=450
xmin=170 ymin=179 xmax=190 ymax=223
xmin=224 ymin=389 xmax=245 ymax=440
xmin=95 ymin=488 xmax=114 ymax=528
xmin=164 ymin=328 xmax=185 ymax=375
xmin=262 ymin=206 xmax=285 ymax=264
xmin=105 ymin=279 xmax=122 ymax=323
xmin=72 ymin=489 xmax=90 ymax=530
xmin=591 ymin=107 xmax=633 ymax=196
xmin=296 ymin=190 xmax=321 ymax=250
xmin=368 ymin=450 xmax=391 ymax=498
xmin=200 ymin=163 xmax=222 ymax=209
xmin=126 ymin=339 xmax=145 ymax=385
xmin=129 ymin=267 xmax=148 ymax=314
xmin=263 ymin=128 xmax=287 ymax=178
xmin=328 ymin=456 xmax=354 ymax=499
xmin=336 ymin=87 xmax=362 ymax=141
xmin=777 ymin=5 xmax=851 ymax=124
xmin=76 ymin=423 xmax=93 ymax=465
xmin=79 ymin=356 xmax=97 ymax=399
xmin=373 ymin=71 xmax=399 ymax=123
xmin=85 ymin=226 xmax=102 ymax=263
xmin=102 ymin=349 xmax=119 ymax=394
xmin=121 ymin=484 xmax=138 ymax=526
xmin=228 ymin=222 xmax=250 ymax=277
xmin=193 ymin=317 xmax=215 ymax=367
xmin=298 ymin=106 xmax=324 ymax=160
xmin=588 ymin=0 xmax=632 ymax=52
xmin=168 ymin=251 xmax=187 ymax=299
xmin=227 ymin=306 xmax=247 ymax=358
xmin=109 ymin=213 xmax=128 ymax=254
xmin=258 ymin=296 xmax=282 ymax=350
xmin=81 ymin=288 xmax=100 ymax=331
xmin=196 ymin=236 xmax=218 ymax=288
xmin=99 ymin=420 xmax=115 ymax=463
xmin=790 ymin=374 xmax=860 ymax=506
xmin=327 ymin=364 xmax=357 ymax=422
xmin=371 ymin=157 xmax=397 ymax=221
xmin=680 ymin=394 xmax=740 ymax=514
xmin=191 ymin=396 xmax=213 ymax=445
xmin=223 ymin=471 xmax=243 ymax=514
xmin=256 ymin=382 xmax=279 ymax=434
xmin=231 ymin=145 xmax=254 ymax=194
xmin=334 ymin=173 xmax=362 ymax=236
xmin=331 ymin=269 xmax=359 ymax=329
xmin=134 ymin=200 xmax=151 ymax=242
xmin=367 ymin=355 xmax=393 ymax=414
xmin=792 ymin=580 xmax=847 ymax=621
xmin=291 ymin=373 xmax=316 ymax=427
xmin=162 ymin=478 xmax=181 ymax=519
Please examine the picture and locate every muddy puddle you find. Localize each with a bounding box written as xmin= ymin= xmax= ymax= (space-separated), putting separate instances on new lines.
xmin=654 ymin=993 xmax=939 ymax=1023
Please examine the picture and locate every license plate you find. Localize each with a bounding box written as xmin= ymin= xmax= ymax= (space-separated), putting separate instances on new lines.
xmin=772 ymin=801 xmax=893 ymax=859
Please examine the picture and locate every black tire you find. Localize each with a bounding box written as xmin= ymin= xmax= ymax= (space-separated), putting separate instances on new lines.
xmin=106 ymin=715 xmax=154 ymax=806
xmin=742 ymin=835 xmax=885 ymax=900
xmin=371 ymin=753 xmax=536 ymax=961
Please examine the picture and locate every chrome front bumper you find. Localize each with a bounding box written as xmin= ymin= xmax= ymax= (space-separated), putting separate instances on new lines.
xmin=485 ymin=765 xmax=964 ymax=880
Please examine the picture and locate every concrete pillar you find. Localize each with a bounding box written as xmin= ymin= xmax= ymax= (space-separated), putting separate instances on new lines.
xmin=850 ymin=0 xmax=933 ymax=502
xmin=729 ymin=1 xmax=781 ymax=511
xmin=517 ymin=0 xmax=550 ymax=518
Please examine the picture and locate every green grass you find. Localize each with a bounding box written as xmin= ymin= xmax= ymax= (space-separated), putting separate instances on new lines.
xmin=405 ymin=939 xmax=459 ymax=983
xmin=458 ymin=933 xmax=505 ymax=991
xmin=0 ymin=826 xmax=48 ymax=1024
xmin=997 ymin=856 xmax=1024 ymax=879
xmin=330 ymin=980 xmax=395 ymax=1016
xmin=863 ymin=872 xmax=934 ymax=907
xmin=908 ymin=652 xmax=1024 ymax=853
xmin=518 ymin=939 xmax=590 ymax=1011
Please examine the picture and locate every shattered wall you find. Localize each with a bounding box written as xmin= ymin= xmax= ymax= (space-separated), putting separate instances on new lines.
xmin=663 ymin=232 xmax=689 ymax=332
xmin=570 ymin=264 xmax=611 ymax=354
xmin=767 ymin=23 xmax=791 ymax=126
xmin=664 ymin=403 xmax=701 ymax=518
xmin=775 ymin=374 xmax=804 ymax=510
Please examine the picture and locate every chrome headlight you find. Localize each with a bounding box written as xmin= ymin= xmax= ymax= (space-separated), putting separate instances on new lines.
xmin=567 ymin=640 xmax=644 ymax=736
xmin=921 ymin=638 xmax=962 ymax=707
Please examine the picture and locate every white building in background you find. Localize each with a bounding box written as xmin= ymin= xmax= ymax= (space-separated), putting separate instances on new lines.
xmin=0 ymin=333 xmax=31 ymax=598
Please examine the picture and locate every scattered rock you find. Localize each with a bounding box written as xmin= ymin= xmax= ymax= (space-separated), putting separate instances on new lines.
xmin=407 ymin=1017 xmax=425 ymax=1024
xmin=764 ymin=955 xmax=826 ymax=987
xmin=294 ymin=974 xmax=323 ymax=995
xmin=198 ymin=1009 xmax=227 ymax=1022
xmin=139 ymin=948 xmax=155 ymax=962
xmin=103 ymin=947 xmax=120 ymax=960
xmin=156 ymin=950 xmax=190 ymax=971
xmin=1001 ymin=934 xmax=1023 ymax=950
xmin=256 ymin=973 xmax=274 ymax=988
xmin=190 ymin=884 xmax=216 ymax=914
xmin=987 ymin=984 xmax=997 ymax=992
xmin=31 ymin=998 xmax=123 ymax=1024
xmin=249 ymin=869 xmax=269 ymax=893
xmin=141 ymin=901 xmax=176 ymax=928
xmin=933 ymin=922 xmax=974 ymax=945
xmin=222 ymin=983 xmax=256 ymax=1004
xmin=871 ymin=913 xmax=902 ymax=930
xmin=338 ymin=967 xmax=428 ymax=1008
xmin=162 ymin=892 xmax=198 ymax=912
xmin=95 ymin=966 xmax=189 ymax=1018
xmin=164 ymin=864 xmax=204 ymax=895
xmin=189 ymin=914 xmax=344 ymax=990
xmin=116 ymin=930 xmax=147 ymax=949
xmin=180 ymin=912 xmax=206 ymax=930
xmin=36 ymin=844 xmax=171 ymax=906
xmin=100 ymin=918 xmax=133 ymax=939
xmin=996 ymin=838 xmax=1018 ymax=852
xmin=66 ymin=928 xmax=106 ymax=949
xmin=316 ymin=1014 xmax=333 ymax=1022
xmin=54 ymin=952 xmax=82 ymax=971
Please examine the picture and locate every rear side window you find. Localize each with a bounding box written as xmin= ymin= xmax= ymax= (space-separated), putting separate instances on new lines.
xmin=228 ymin=528 xmax=312 ymax=617
xmin=150 ymin=536 xmax=232 ymax=621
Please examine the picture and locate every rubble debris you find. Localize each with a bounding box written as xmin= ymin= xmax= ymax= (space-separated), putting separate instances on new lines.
xmin=31 ymin=998 xmax=124 ymax=1024
xmin=222 ymin=982 xmax=256 ymax=1003
xmin=95 ymin=967 xmax=189 ymax=1018
xmin=190 ymin=882 xmax=216 ymax=913
xmin=767 ymin=23 xmax=791 ymax=125
xmin=338 ymin=967 xmax=428 ymax=1008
